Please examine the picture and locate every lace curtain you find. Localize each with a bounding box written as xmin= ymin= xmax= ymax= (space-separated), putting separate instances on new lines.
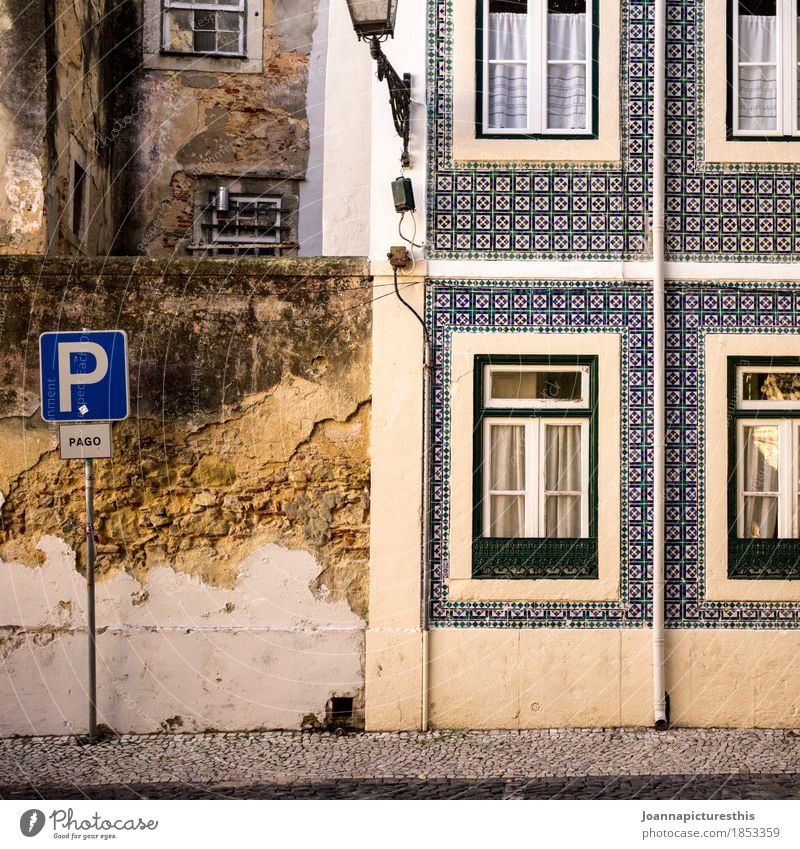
xmin=488 ymin=423 xmax=582 ymax=538
xmin=741 ymin=425 xmax=779 ymax=539
xmin=488 ymin=12 xmax=587 ymax=130
xmin=737 ymin=15 xmax=778 ymax=131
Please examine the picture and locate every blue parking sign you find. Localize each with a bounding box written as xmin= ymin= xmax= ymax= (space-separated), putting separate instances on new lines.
xmin=39 ymin=330 xmax=129 ymax=422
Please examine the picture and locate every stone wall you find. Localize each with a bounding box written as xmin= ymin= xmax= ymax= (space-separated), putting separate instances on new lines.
xmin=0 ymin=255 xmax=372 ymax=735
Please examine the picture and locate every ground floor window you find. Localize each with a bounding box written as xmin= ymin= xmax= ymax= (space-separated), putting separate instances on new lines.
xmin=729 ymin=357 xmax=800 ymax=578
xmin=472 ymin=355 xmax=598 ymax=578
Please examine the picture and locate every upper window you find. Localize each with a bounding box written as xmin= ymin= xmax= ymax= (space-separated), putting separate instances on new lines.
xmin=478 ymin=0 xmax=594 ymax=136
xmin=728 ymin=357 xmax=800 ymax=578
xmin=731 ymin=0 xmax=800 ymax=137
xmin=162 ymin=0 xmax=245 ymax=56
xmin=472 ymin=356 xmax=598 ymax=579
xmin=143 ymin=0 xmax=262 ymax=73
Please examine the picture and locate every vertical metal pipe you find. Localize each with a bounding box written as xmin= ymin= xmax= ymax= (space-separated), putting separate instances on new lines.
xmin=420 ymin=339 xmax=432 ymax=731
xmin=85 ymin=458 xmax=98 ymax=743
xmin=652 ymin=0 xmax=668 ymax=730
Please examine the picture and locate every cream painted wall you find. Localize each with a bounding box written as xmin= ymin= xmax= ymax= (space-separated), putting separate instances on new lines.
xmin=367 ymin=627 xmax=800 ymax=730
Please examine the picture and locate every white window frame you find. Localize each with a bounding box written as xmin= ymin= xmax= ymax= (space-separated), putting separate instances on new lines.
xmin=480 ymin=0 xmax=593 ymax=136
xmin=162 ymin=0 xmax=246 ymax=57
xmin=736 ymin=418 xmax=800 ymax=538
xmin=482 ymin=416 xmax=590 ymax=538
xmin=732 ymin=0 xmax=800 ymax=137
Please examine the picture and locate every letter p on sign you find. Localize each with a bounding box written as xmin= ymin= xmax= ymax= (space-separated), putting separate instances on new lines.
xmin=57 ymin=342 xmax=109 ymax=412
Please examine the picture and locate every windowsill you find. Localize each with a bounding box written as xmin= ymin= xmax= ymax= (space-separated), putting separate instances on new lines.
xmin=143 ymin=52 xmax=263 ymax=74
xmin=451 ymin=0 xmax=621 ymax=164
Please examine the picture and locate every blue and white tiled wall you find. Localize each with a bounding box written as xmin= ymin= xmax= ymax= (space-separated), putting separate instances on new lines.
xmin=427 ymin=0 xmax=800 ymax=262
xmin=428 ymin=280 xmax=800 ymax=628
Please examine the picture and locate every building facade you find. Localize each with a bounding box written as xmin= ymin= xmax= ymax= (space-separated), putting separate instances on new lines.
xmin=363 ymin=0 xmax=800 ymax=729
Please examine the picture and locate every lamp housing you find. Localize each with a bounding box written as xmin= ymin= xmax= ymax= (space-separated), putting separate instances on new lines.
xmin=345 ymin=0 xmax=398 ymax=40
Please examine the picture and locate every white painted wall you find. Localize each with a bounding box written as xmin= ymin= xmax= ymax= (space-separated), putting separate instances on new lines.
xmin=320 ymin=0 xmax=372 ymax=255
xmin=0 ymin=537 xmax=364 ymax=735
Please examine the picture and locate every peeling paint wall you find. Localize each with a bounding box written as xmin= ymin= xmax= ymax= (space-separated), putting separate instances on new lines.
xmin=0 ymin=256 xmax=371 ymax=735
xmin=0 ymin=0 xmax=47 ymax=253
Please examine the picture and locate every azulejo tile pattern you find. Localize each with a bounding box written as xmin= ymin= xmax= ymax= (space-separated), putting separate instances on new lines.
xmin=428 ymin=280 xmax=800 ymax=628
xmin=428 ymin=0 xmax=800 ymax=262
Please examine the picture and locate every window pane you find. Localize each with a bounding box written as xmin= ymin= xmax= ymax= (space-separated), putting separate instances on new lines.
xmin=742 ymin=425 xmax=779 ymax=492
xmin=547 ymin=62 xmax=586 ymax=129
xmin=489 ymin=495 xmax=526 ymax=536
xmin=488 ymin=3 xmax=527 ymax=129
xmin=737 ymin=3 xmax=777 ymax=131
xmin=488 ymin=3 xmax=527 ymax=60
xmin=218 ymin=30 xmax=240 ymax=53
xmin=194 ymin=30 xmax=216 ymax=52
xmin=490 ymin=369 xmax=583 ymax=401
xmin=488 ymin=65 xmax=528 ymax=128
xmin=489 ymin=424 xmax=525 ymax=490
xmin=547 ymin=3 xmax=586 ymax=61
xmin=544 ymin=424 xmax=581 ymax=491
xmin=743 ymin=495 xmax=779 ymax=537
xmin=545 ymin=494 xmax=580 ymax=537
xmin=164 ymin=10 xmax=194 ymax=51
xmin=741 ymin=423 xmax=779 ymax=538
xmin=742 ymin=370 xmax=800 ymax=401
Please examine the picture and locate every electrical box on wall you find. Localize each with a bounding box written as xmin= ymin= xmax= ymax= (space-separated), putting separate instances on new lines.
xmin=391 ymin=177 xmax=415 ymax=212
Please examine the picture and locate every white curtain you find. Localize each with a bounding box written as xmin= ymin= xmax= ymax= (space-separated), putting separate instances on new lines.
xmin=544 ymin=424 xmax=581 ymax=538
xmin=489 ymin=424 xmax=526 ymax=536
xmin=488 ymin=12 xmax=586 ymax=129
xmin=737 ymin=15 xmax=777 ymax=131
xmin=742 ymin=425 xmax=779 ymax=538
xmin=547 ymin=13 xmax=587 ymax=129
xmin=488 ymin=13 xmax=528 ymax=128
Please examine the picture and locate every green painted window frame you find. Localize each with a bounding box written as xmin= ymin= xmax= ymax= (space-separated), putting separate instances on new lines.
xmin=475 ymin=0 xmax=600 ymax=140
xmin=727 ymin=355 xmax=800 ymax=579
xmin=471 ymin=354 xmax=598 ymax=579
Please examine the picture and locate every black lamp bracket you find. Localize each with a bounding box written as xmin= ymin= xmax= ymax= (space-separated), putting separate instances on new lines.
xmin=369 ymin=36 xmax=411 ymax=168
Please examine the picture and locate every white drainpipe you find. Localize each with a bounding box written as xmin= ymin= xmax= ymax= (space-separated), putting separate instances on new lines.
xmin=652 ymin=0 xmax=668 ymax=730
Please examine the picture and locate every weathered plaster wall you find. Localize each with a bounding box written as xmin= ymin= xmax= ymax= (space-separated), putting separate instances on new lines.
xmin=0 ymin=0 xmax=47 ymax=253
xmin=131 ymin=0 xmax=319 ymax=256
xmin=0 ymin=256 xmax=372 ymax=735
xmin=44 ymin=0 xmax=140 ymax=256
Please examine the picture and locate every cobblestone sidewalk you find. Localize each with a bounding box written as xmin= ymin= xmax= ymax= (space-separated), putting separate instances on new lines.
xmin=1 ymin=728 xmax=800 ymax=799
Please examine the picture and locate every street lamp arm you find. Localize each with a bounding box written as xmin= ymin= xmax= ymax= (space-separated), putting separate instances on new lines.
xmin=369 ymin=36 xmax=411 ymax=167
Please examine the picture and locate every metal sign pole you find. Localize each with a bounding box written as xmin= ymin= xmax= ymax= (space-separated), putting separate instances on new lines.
xmin=85 ymin=457 xmax=97 ymax=744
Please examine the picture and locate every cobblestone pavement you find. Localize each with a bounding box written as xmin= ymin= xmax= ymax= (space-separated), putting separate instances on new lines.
xmin=2 ymin=729 xmax=800 ymax=799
